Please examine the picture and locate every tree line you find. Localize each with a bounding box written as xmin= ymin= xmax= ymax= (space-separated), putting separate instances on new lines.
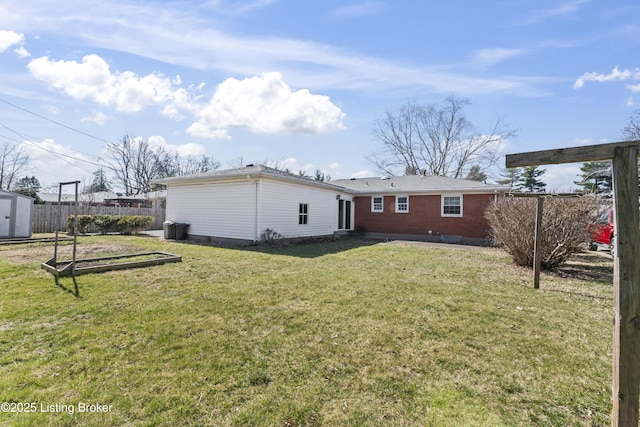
xmin=368 ymin=97 xmax=640 ymax=194
xmin=1 ymin=102 xmax=639 ymax=198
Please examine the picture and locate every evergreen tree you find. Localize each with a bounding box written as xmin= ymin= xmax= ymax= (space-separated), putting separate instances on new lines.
xmin=87 ymin=168 xmax=112 ymax=193
xmin=497 ymin=167 xmax=521 ymax=188
xmin=12 ymin=175 xmax=44 ymax=203
xmin=574 ymin=161 xmax=611 ymax=193
xmin=465 ymin=165 xmax=488 ymax=183
xmin=516 ymin=165 xmax=546 ymax=192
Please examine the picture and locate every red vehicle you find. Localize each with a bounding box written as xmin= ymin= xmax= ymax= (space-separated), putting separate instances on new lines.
xmin=590 ymin=209 xmax=614 ymax=253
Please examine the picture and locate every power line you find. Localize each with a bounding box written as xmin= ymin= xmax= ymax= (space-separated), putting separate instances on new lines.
xmin=0 ymin=97 xmax=111 ymax=144
xmin=0 ymin=121 xmax=100 ymax=175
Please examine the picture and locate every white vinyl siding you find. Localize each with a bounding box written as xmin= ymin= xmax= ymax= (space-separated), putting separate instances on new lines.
xmin=166 ymin=181 xmax=257 ymax=241
xmin=260 ymin=180 xmax=351 ymax=238
xmin=165 ymin=177 xmax=354 ymax=241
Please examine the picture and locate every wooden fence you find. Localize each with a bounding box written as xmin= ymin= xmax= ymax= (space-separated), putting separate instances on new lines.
xmin=32 ymin=205 xmax=166 ymax=233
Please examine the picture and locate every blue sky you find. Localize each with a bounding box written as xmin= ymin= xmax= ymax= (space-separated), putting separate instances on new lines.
xmin=0 ymin=0 xmax=639 ymax=191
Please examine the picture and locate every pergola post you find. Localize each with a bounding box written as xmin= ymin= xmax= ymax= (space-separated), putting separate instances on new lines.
xmin=506 ymin=140 xmax=640 ymax=426
xmin=533 ymin=196 xmax=544 ymax=289
xmin=611 ymin=145 xmax=640 ymax=425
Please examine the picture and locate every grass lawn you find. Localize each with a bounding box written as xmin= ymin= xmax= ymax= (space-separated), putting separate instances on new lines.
xmin=0 ymin=235 xmax=614 ymax=426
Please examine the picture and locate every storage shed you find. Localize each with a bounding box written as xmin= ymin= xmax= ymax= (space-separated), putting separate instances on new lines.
xmin=0 ymin=190 xmax=34 ymax=238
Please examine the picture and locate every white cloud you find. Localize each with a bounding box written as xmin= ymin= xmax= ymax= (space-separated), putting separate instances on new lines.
xmin=573 ymin=66 xmax=640 ymax=89
xmin=14 ymin=46 xmax=30 ymax=58
xmin=186 ymin=122 xmax=231 ymax=140
xmin=515 ymin=0 xmax=589 ymax=26
xmin=42 ymin=104 xmax=60 ymax=115
xmin=266 ymin=158 xmax=314 ymax=174
xmin=330 ymin=2 xmax=386 ymax=19
xmin=81 ymin=111 xmax=109 ymax=126
xmin=474 ymin=48 xmax=527 ymax=66
xmin=19 ymin=138 xmax=95 ymax=187
xmin=147 ymin=135 xmax=207 ymax=157
xmin=0 ymin=29 xmax=24 ymax=52
xmin=628 ymin=83 xmax=640 ymax=93
xmin=27 ymin=54 xmax=184 ymax=112
xmin=188 ymin=72 xmax=346 ymax=138
xmin=328 ymin=162 xmax=341 ymax=169
xmin=351 ymin=169 xmax=376 ymax=178
xmin=0 ymin=2 xmax=541 ymax=96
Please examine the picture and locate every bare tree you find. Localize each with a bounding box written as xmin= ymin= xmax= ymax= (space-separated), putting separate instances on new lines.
xmin=105 ymin=135 xmax=220 ymax=194
xmin=369 ymin=96 xmax=516 ymax=178
xmin=104 ymin=135 xmax=160 ymax=195
xmin=0 ymin=142 xmax=30 ymax=190
xmin=623 ymin=109 xmax=640 ymax=141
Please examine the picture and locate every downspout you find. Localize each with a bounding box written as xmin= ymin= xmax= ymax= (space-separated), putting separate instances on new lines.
xmin=254 ymin=179 xmax=259 ymax=241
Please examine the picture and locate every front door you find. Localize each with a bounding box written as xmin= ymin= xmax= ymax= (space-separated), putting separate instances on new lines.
xmin=0 ymin=198 xmax=12 ymax=238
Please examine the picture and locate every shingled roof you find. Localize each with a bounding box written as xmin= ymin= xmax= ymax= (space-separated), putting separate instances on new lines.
xmin=332 ymin=175 xmax=510 ymax=194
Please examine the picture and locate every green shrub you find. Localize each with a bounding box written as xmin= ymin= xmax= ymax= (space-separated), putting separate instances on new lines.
xmin=65 ymin=214 xmax=154 ymax=235
xmin=66 ymin=215 xmax=93 ymax=235
xmin=116 ymin=215 xmax=154 ymax=235
xmin=92 ymin=214 xmax=120 ymax=234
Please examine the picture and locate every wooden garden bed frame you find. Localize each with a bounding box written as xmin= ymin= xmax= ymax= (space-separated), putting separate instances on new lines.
xmin=42 ymin=181 xmax=182 ymax=279
xmin=41 ymin=251 xmax=182 ymax=277
xmin=0 ymin=237 xmax=74 ymax=246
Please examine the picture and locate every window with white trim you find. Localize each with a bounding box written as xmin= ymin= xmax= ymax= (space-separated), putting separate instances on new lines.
xmin=372 ymin=196 xmax=383 ymax=212
xmin=442 ymin=195 xmax=462 ymax=217
xmin=299 ymin=203 xmax=308 ymax=224
xmin=396 ymin=196 xmax=409 ymax=213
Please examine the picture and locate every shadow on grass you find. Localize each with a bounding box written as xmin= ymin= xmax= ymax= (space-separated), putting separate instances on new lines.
xmin=174 ymin=236 xmax=381 ymax=258
xmin=54 ymin=276 xmax=81 ymax=298
xmin=551 ymin=251 xmax=613 ymax=286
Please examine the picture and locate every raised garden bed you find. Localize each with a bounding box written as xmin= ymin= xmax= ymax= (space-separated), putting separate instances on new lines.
xmin=0 ymin=237 xmax=74 ymax=245
xmin=41 ymin=251 xmax=182 ymax=277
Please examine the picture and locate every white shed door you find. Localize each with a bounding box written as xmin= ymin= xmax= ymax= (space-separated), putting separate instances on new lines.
xmin=0 ymin=199 xmax=11 ymax=237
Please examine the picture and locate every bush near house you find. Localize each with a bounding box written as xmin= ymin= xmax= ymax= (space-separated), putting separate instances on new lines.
xmin=485 ymin=195 xmax=604 ymax=269
xmin=67 ymin=214 xmax=154 ymax=235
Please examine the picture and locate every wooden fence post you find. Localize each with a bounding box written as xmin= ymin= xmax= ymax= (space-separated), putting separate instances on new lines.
xmin=533 ymin=197 xmax=544 ymax=289
xmin=611 ymin=145 xmax=640 ymax=426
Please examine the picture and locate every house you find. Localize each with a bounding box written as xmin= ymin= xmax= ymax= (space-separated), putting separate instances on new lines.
xmin=154 ymin=165 xmax=357 ymax=244
xmin=332 ymin=175 xmax=510 ymax=245
xmin=156 ymin=166 xmax=509 ymax=245
xmin=0 ymin=189 xmax=34 ymax=238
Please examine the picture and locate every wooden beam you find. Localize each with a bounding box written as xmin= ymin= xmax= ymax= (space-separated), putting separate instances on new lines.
xmin=533 ymin=197 xmax=544 ymax=289
xmin=611 ymin=145 xmax=640 ymax=426
xmin=506 ymin=140 xmax=640 ymax=168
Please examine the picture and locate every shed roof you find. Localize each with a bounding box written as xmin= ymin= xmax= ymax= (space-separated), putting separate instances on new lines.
xmin=332 ymin=175 xmax=510 ymax=194
xmin=0 ymin=189 xmax=35 ymax=201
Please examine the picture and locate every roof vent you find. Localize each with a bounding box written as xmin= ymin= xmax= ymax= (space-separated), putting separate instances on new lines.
xmin=380 ymin=176 xmax=390 ymax=180
xmin=350 ymin=178 xmax=356 ymax=180
xmin=391 ymin=182 xmax=394 ymax=187
xmin=246 ymin=164 xmax=254 ymax=167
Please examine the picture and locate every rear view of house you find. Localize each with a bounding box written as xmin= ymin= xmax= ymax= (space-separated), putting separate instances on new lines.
xmin=332 ymin=175 xmax=510 ymax=245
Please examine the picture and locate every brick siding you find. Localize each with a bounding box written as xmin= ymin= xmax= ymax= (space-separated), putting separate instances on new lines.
xmin=354 ymin=194 xmax=495 ymax=239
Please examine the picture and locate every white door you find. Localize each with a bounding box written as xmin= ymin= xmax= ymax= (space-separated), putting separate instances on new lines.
xmin=0 ymin=198 xmax=12 ymax=237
